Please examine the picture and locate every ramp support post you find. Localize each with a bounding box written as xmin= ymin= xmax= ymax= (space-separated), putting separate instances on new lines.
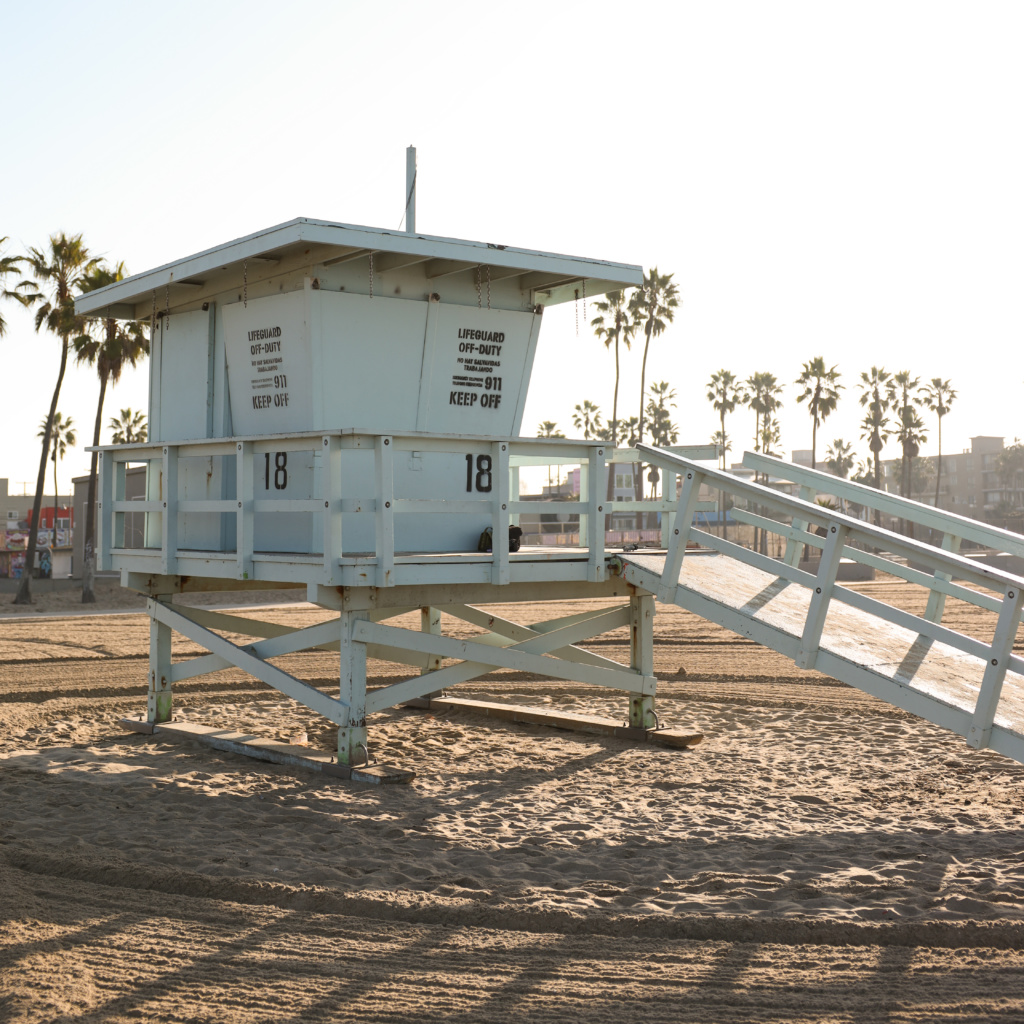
xmin=147 ymin=598 xmax=173 ymax=723
xmin=420 ymin=605 xmax=444 ymax=699
xmin=967 ymin=583 xmax=1024 ymax=750
xmin=659 ymin=468 xmax=705 ymax=603
xmin=338 ymin=609 xmax=370 ymax=765
xmin=797 ymin=522 xmax=849 ymax=670
xmin=629 ymin=594 xmax=656 ymax=729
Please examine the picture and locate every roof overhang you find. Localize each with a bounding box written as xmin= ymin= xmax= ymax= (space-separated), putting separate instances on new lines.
xmin=75 ymin=217 xmax=643 ymax=320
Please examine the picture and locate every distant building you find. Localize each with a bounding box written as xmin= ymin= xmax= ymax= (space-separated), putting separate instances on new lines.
xmin=0 ymin=477 xmax=74 ymax=578
xmin=881 ymin=436 xmax=1020 ymax=518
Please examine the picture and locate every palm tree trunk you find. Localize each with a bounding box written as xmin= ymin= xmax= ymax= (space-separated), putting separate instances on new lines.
xmin=15 ymin=336 xmax=69 ymax=603
xmin=934 ymin=416 xmax=943 ymax=509
xmin=82 ymin=370 xmax=109 ymax=603
xmin=872 ymin=446 xmax=882 ymax=528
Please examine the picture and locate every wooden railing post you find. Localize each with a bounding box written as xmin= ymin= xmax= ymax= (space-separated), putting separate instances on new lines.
xmin=492 ymin=440 xmax=511 ymax=585
xmin=967 ymin=583 xmax=1024 ymax=750
xmin=160 ymin=445 xmax=179 ymax=577
xmin=587 ymin=446 xmax=605 ymax=582
xmin=659 ymin=465 xmax=705 ymax=603
xmin=374 ymin=435 xmax=395 ymax=587
xmin=235 ymin=441 xmax=254 ymax=580
xmin=322 ymin=434 xmax=343 ymax=584
xmin=797 ymin=521 xmax=850 ymax=669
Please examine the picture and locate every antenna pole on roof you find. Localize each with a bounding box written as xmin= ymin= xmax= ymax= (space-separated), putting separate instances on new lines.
xmin=405 ymin=145 xmax=417 ymax=234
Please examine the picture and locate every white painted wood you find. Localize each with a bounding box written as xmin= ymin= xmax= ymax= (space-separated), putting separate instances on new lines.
xmin=150 ymin=599 xmax=349 ymax=723
xmin=796 ymin=523 xmax=849 ymax=669
xmin=968 ymin=584 xmax=1024 ymax=749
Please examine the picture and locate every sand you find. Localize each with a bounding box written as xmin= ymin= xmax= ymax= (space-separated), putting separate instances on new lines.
xmin=2 ymin=578 xmax=1024 ymax=1022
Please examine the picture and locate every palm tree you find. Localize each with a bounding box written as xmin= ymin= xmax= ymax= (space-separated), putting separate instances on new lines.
xmin=13 ymin=233 xmax=98 ymax=604
xmin=590 ymin=290 xmax=636 ymax=448
xmin=887 ymin=371 xmax=926 ymax=501
xmin=109 ymin=407 xmax=148 ymax=444
xmin=706 ymin=370 xmax=743 ymax=471
xmin=37 ymin=412 xmax=75 ymax=548
xmin=921 ymin=377 xmax=956 ymax=509
xmin=795 ymin=357 xmax=842 ymax=468
xmin=537 ymin=419 xmax=565 ymax=490
xmin=631 ymin=269 xmax=679 ymax=525
xmin=75 ymin=262 xmax=150 ymax=602
xmin=744 ymin=372 xmax=783 ymax=553
xmin=858 ymin=367 xmax=891 ymax=525
xmin=645 ymin=382 xmax=678 ymax=497
xmin=825 ymin=438 xmax=855 ymax=479
xmin=706 ymin=369 xmax=742 ymax=539
xmin=572 ymin=400 xmax=603 ymax=440
xmin=0 ymin=237 xmax=26 ymax=337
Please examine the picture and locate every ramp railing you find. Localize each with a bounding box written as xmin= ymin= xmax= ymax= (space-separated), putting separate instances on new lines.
xmin=741 ymin=451 xmax=1024 ymax=627
xmin=633 ymin=444 xmax=1024 ymax=762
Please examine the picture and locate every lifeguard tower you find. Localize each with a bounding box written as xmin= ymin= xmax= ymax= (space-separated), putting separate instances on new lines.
xmin=76 ymin=163 xmax=714 ymax=779
xmin=79 ymin=159 xmax=1024 ymax=778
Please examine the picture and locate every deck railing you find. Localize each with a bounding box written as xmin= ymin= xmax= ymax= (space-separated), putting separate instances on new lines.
xmin=97 ymin=432 xmax=714 ymax=587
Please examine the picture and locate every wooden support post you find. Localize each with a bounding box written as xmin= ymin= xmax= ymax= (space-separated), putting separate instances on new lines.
xmin=420 ymin=606 xmax=444 ymax=698
xmin=629 ymin=593 xmax=656 ymax=729
xmin=967 ymin=583 xmax=1024 ymax=750
xmin=796 ymin=522 xmax=849 ymax=669
xmin=148 ymin=598 xmax=173 ymax=723
xmin=338 ymin=609 xmax=369 ymax=765
xmin=924 ymin=533 xmax=961 ymax=624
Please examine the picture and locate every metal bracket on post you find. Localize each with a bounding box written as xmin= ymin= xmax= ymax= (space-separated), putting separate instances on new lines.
xmin=796 ymin=521 xmax=849 ymax=669
xmin=967 ymin=583 xmax=1024 ymax=750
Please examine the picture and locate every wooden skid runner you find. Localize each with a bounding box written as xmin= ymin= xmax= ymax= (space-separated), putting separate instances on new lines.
xmin=404 ymin=697 xmax=703 ymax=749
xmin=119 ymin=718 xmax=414 ymax=784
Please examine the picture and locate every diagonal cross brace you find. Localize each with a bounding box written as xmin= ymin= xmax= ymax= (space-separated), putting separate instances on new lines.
xmin=357 ymin=606 xmax=655 ymax=714
xmin=149 ymin=600 xmax=349 ymax=723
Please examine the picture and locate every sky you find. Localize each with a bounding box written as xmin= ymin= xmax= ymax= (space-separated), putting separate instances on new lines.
xmin=2 ymin=0 xmax=1022 ymax=496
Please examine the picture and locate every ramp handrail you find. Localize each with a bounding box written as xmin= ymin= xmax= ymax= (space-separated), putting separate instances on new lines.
xmin=634 ymin=443 xmax=1024 ymax=761
xmin=742 ymin=450 xmax=1024 ymax=557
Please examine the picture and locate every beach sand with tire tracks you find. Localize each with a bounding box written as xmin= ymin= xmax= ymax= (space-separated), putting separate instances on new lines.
xmin=2 ymin=577 xmax=1024 ymax=1022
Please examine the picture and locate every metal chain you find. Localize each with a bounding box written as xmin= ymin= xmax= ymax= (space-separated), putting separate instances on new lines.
xmin=369 ymin=252 xmax=374 ymax=299
xmin=151 ymin=291 xmax=156 ymax=342
xmin=582 ymin=278 xmax=587 ymax=322
xmin=486 ymin=265 xmax=491 ymax=311
xmin=574 ymin=288 xmax=579 ymax=335
xmin=165 ymin=283 xmax=170 ymax=332
xmin=476 ymin=266 xmax=482 ymax=309
xmin=243 ymin=259 xmax=248 ymax=308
